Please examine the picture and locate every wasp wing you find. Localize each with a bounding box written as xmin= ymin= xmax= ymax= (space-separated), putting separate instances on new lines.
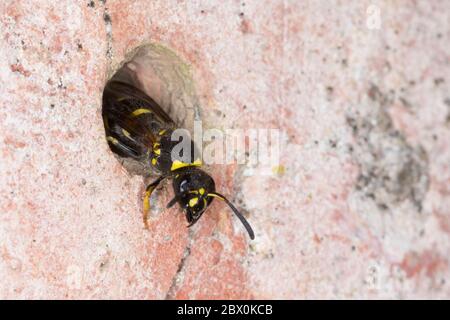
xmin=102 ymin=79 xmax=175 ymax=161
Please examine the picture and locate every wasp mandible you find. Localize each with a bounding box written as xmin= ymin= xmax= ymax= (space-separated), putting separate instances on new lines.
xmin=102 ymin=51 xmax=255 ymax=240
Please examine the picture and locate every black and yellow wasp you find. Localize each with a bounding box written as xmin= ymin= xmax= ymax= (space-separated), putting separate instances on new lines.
xmin=102 ymin=63 xmax=254 ymax=240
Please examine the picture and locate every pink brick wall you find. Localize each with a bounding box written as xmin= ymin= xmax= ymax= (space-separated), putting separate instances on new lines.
xmin=0 ymin=1 xmax=449 ymax=299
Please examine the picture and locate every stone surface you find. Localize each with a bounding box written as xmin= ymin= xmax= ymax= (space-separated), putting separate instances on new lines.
xmin=0 ymin=0 xmax=449 ymax=299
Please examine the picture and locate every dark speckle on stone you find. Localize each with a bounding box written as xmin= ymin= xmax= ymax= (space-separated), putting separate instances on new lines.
xmin=326 ymin=86 xmax=334 ymax=101
xmin=57 ymin=79 xmax=66 ymax=90
xmin=103 ymin=13 xmax=111 ymax=24
xmin=399 ymin=97 xmax=412 ymax=109
xmin=445 ymin=98 xmax=450 ymax=124
xmin=329 ymin=140 xmax=337 ymax=148
xmin=434 ymin=78 xmax=445 ymax=86
xmin=368 ymin=84 xmax=382 ymax=101
xmin=377 ymin=203 xmax=389 ymax=210
xmin=346 ymin=116 xmax=358 ymax=134
xmin=443 ymin=98 xmax=450 ymax=107
xmin=87 ymin=1 xmax=95 ymax=8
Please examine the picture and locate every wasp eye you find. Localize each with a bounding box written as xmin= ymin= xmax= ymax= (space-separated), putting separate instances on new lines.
xmin=180 ymin=179 xmax=189 ymax=192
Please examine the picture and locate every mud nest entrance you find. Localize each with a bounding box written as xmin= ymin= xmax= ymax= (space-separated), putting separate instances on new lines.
xmin=102 ymin=43 xmax=201 ymax=177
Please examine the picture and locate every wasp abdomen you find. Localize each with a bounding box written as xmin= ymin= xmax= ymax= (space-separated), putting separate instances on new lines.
xmin=102 ymin=77 xmax=175 ymax=162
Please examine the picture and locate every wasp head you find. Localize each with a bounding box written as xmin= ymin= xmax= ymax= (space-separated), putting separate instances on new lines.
xmin=168 ymin=168 xmax=215 ymax=226
xmin=166 ymin=167 xmax=255 ymax=239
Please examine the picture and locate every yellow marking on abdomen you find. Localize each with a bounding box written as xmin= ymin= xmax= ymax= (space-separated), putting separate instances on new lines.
xmin=122 ymin=129 xmax=134 ymax=140
xmin=131 ymin=108 xmax=152 ymax=117
xmin=106 ymin=136 xmax=119 ymax=145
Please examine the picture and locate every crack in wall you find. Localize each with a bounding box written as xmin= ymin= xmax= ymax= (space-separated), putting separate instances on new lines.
xmin=164 ymin=228 xmax=194 ymax=299
xmin=102 ymin=4 xmax=113 ymax=60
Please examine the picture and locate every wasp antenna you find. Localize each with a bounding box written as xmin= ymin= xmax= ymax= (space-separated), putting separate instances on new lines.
xmin=166 ymin=195 xmax=180 ymax=208
xmin=208 ymin=192 xmax=255 ymax=240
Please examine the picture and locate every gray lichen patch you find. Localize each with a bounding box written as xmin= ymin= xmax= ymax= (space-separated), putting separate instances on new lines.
xmin=346 ymin=85 xmax=429 ymax=212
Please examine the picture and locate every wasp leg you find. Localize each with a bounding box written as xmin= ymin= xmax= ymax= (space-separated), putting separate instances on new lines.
xmin=186 ymin=213 xmax=204 ymax=228
xmin=143 ymin=176 xmax=165 ymax=229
